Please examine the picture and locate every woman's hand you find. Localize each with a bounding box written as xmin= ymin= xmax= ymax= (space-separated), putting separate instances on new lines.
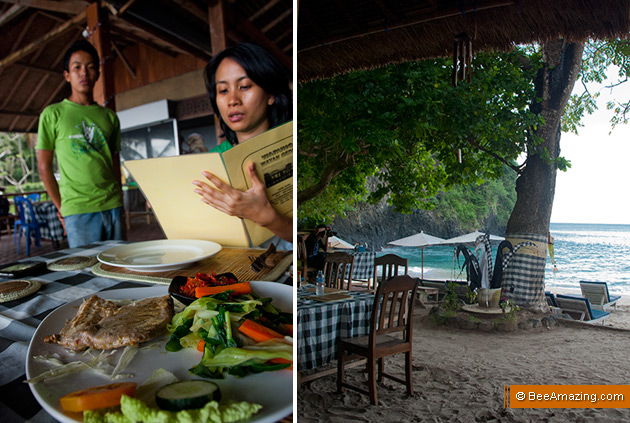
xmin=193 ymin=163 xmax=292 ymax=241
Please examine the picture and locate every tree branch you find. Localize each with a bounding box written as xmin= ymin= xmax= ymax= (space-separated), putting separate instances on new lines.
xmin=465 ymin=136 xmax=522 ymax=174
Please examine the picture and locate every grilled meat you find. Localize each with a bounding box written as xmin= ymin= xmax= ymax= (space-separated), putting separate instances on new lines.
xmin=44 ymin=295 xmax=174 ymax=351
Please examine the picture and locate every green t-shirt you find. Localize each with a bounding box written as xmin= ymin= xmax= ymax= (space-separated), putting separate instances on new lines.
xmin=36 ymin=99 xmax=123 ymax=217
xmin=210 ymin=141 xmax=234 ymax=153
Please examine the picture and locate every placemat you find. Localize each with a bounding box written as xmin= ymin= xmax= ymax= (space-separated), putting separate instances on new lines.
xmin=0 ymin=280 xmax=41 ymax=303
xmin=306 ymin=292 xmax=353 ymax=302
xmin=47 ymin=256 xmax=98 ymax=271
xmin=301 ymin=286 xmax=345 ymax=294
xmin=91 ymin=247 xmax=292 ymax=284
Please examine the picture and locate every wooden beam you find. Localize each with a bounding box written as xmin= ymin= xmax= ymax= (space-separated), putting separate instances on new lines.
xmin=0 ymin=109 xmax=39 ymax=118
xmin=109 ymin=23 xmax=180 ymax=58
xmin=208 ymin=0 xmax=227 ymax=143
xmin=111 ymin=42 xmax=136 ymax=79
xmin=8 ymin=73 xmax=50 ymax=131
xmin=86 ymin=2 xmax=115 ymax=109
xmin=208 ymin=0 xmax=226 ymax=55
xmin=26 ymin=78 xmax=65 ymax=132
xmin=261 ymin=8 xmax=291 ymax=34
xmin=249 ymin=0 xmax=281 ymax=22
xmin=0 ymin=0 xmax=87 ymax=14
xmin=0 ymin=10 xmax=86 ymax=70
xmin=12 ymin=61 xmax=59 ymax=75
xmin=227 ymin=12 xmax=291 ymax=70
xmin=0 ymin=4 xmax=24 ymax=26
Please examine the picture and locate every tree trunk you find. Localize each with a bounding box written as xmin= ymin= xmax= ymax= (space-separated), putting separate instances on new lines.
xmin=503 ymin=39 xmax=584 ymax=309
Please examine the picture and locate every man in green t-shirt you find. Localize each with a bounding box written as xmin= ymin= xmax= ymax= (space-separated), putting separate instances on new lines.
xmin=36 ymin=40 xmax=123 ymax=248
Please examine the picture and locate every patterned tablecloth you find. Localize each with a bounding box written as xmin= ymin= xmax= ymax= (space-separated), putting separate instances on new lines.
xmin=24 ymin=201 xmax=65 ymax=242
xmin=343 ymin=251 xmax=376 ymax=280
xmin=0 ymin=240 xmax=290 ymax=422
xmin=297 ymin=286 xmax=374 ymax=371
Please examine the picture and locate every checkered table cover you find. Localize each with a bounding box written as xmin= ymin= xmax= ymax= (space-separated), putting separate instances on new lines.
xmin=297 ymin=287 xmax=374 ymax=371
xmin=0 ymin=241 xmax=291 ymax=422
xmin=24 ymin=201 xmax=65 ymax=242
xmin=343 ymin=251 xmax=376 ymax=280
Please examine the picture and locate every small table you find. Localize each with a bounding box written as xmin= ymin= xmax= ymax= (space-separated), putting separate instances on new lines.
xmin=297 ymin=286 xmax=374 ymax=380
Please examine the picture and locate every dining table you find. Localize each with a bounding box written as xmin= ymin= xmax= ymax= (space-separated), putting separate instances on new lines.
xmin=0 ymin=240 xmax=292 ymax=423
xmin=297 ymin=285 xmax=374 ymax=378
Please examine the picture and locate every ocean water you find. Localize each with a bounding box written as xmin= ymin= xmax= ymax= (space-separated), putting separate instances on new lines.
xmin=378 ymin=223 xmax=630 ymax=295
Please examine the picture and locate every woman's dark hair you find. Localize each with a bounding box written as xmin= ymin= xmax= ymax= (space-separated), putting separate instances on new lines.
xmin=204 ymin=43 xmax=292 ymax=145
xmin=63 ymin=39 xmax=100 ymax=77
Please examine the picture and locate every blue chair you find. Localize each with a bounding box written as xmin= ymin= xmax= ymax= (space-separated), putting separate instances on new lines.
xmin=27 ymin=193 xmax=41 ymax=203
xmin=555 ymin=294 xmax=610 ymax=324
xmin=13 ymin=196 xmax=48 ymax=256
xmin=545 ymin=291 xmax=558 ymax=307
xmin=579 ymin=281 xmax=621 ymax=311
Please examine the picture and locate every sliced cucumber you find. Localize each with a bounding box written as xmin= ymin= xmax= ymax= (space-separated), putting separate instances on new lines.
xmin=155 ymin=380 xmax=221 ymax=411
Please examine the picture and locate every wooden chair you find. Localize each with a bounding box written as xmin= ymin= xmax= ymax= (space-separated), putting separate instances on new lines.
xmin=323 ymin=252 xmax=354 ymax=290
xmin=337 ymin=275 xmax=419 ymax=405
xmin=373 ymin=254 xmax=408 ymax=292
xmin=297 ymin=234 xmax=319 ymax=282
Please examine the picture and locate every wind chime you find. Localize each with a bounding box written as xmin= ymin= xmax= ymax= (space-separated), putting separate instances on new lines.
xmin=453 ymin=32 xmax=472 ymax=163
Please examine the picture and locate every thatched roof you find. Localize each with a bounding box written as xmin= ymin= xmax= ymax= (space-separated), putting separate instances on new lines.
xmin=0 ymin=0 xmax=292 ymax=133
xmin=298 ymin=0 xmax=630 ymax=82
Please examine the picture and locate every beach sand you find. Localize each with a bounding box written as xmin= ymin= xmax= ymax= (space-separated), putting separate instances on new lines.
xmin=297 ymin=293 xmax=630 ymax=422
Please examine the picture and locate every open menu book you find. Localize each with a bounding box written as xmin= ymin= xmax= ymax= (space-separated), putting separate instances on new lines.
xmin=123 ymin=121 xmax=292 ymax=247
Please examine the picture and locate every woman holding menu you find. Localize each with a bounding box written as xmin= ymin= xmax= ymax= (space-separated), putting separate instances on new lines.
xmin=192 ymin=43 xmax=292 ymax=245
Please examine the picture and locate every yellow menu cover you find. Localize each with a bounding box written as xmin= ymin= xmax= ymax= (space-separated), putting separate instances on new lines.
xmin=123 ymin=121 xmax=293 ymax=247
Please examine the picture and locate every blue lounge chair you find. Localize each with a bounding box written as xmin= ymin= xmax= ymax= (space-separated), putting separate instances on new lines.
xmin=555 ymin=294 xmax=610 ymax=324
xmin=545 ymin=291 xmax=558 ymax=307
xmin=579 ymin=281 xmax=621 ymax=311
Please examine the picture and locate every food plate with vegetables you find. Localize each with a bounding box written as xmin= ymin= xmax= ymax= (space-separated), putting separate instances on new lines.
xmin=26 ymin=283 xmax=293 ymax=423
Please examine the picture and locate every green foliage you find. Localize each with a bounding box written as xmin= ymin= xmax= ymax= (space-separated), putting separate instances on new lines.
xmin=565 ymin=38 xmax=630 ymax=132
xmin=431 ymin=166 xmax=517 ymax=232
xmin=298 ymin=48 xmax=543 ymax=221
xmin=0 ymin=132 xmax=39 ymax=192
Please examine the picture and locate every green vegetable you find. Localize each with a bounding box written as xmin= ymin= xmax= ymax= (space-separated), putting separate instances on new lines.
xmin=166 ymin=318 xmax=193 ymax=352
xmin=192 ymin=342 xmax=293 ymax=379
xmin=166 ymin=291 xmax=292 ymax=378
xmin=84 ymin=395 xmax=262 ymax=423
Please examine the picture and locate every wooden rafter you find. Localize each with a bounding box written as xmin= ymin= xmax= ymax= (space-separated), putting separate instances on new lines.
xmin=0 ymin=4 xmax=24 ymax=26
xmin=0 ymin=10 xmax=86 ymax=70
xmin=261 ymin=8 xmax=290 ymax=34
xmin=109 ymin=21 xmax=182 ymax=58
xmin=111 ymin=41 xmax=136 ymax=79
xmin=0 ymin=0 xmax=87 ymax=14
xmin=249 ymin=0 xmax=281 ymax=21
xmin=227 ymin=11 xmax=291 ymax=69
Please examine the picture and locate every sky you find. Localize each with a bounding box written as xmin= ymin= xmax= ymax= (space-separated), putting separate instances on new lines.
xmin=550 ymin=80 xmax=630 ymax=225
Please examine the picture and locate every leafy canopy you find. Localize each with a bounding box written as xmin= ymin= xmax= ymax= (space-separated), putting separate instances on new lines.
xmin=298 ymin=48 xmax=543 ymax=223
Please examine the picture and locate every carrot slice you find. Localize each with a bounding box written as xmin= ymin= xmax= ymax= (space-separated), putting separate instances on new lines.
xmin=195 ymin=281 xmax=252 ymax=298
xmin=59 ymin=382 xmax=137 ymax=412
xmin=270 ymin=357 xmax=293 ymax=370
xmin=197 ymin=339 xmax=205 ymax=352
xmin=239 ymin=319 xmax=284 ymax=343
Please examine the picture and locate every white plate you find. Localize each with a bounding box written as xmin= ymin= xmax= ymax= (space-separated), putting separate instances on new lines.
xmin=97 ymin=240 xmax=222 ymax=271
xmin=26 ymin=282 xmax=293 ymax=423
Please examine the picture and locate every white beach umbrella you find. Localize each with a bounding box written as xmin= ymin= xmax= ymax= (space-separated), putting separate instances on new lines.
xmin=387 ymin=231 xmax=445 ymax=278
xmin=327 ymin=235 xmax=354 ymax=250
xmin=440 ymin=231 xmax=504 ymax=245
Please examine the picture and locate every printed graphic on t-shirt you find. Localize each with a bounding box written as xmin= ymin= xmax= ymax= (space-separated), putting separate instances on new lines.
xmin=68 ymin=121 xmax=107 ymax=154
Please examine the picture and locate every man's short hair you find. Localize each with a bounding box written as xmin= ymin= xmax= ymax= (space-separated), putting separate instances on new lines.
xmin=63 ymin=39 xmax=100 ymax=76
